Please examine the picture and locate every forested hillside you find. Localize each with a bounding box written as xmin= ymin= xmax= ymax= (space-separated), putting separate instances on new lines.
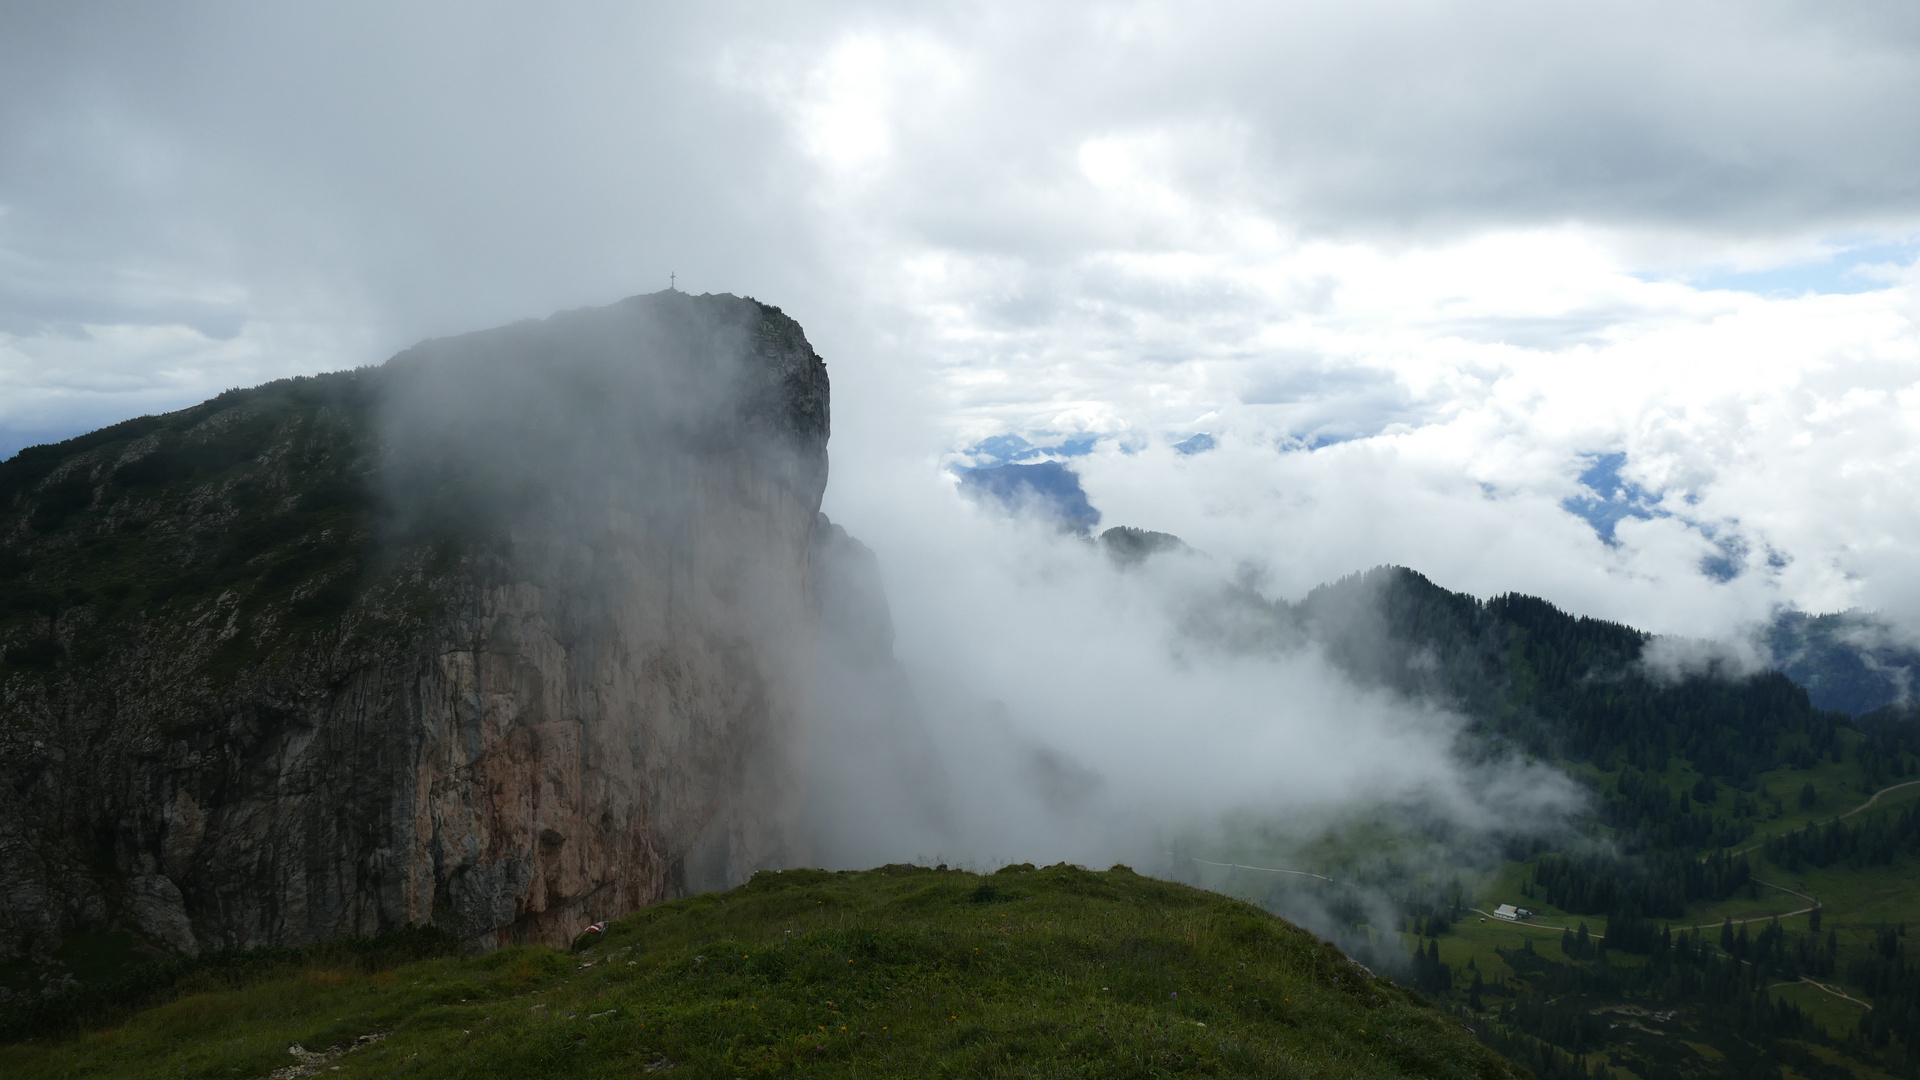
xmin=1191 ymin=565 xmax=1920 ymax=1079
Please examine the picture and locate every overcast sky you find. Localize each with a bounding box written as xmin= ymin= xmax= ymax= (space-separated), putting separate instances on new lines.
xmin=5 ymin=0 xmax=1920 ymax=637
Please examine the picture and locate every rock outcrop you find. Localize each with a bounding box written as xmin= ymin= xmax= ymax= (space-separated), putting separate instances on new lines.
xmin=0 ymin=291 xmax=875 ymax=978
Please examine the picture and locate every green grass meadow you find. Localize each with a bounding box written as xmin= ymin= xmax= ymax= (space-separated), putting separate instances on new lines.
xmin=0 ymin=864 xmax=1521 ymax=1080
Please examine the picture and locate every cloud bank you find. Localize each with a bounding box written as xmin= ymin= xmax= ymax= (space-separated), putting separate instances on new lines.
xmin=5 ymin=1 xmax=1919 ymax=643
xmin=801 ymin=478 xmax=1585 ymax=879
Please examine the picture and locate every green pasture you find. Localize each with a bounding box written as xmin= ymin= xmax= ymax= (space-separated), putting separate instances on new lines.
xmin=0 ymin=864 xmax=1520 ymax=1080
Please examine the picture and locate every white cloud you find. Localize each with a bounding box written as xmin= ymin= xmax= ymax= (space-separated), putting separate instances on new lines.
xmin=4 ymin=3 xmax=1920 ymax=649
xmin=818 ymin=468 xmax=1588 ymax=871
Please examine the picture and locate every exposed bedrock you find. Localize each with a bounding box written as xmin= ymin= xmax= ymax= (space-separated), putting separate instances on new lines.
xmin=0 ymin=291 xmax=912 ymax=964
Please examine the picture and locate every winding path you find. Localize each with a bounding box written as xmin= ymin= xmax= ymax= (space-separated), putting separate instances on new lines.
xmin=1177 ymin=855 xmax=1333 ymax=883
xmin=1671 ymin=879 xmax=1818 ymax=932
xmin=1726 ymin=777 xmax=1920 ymax=859
xmin=1837 ymin=778 xmax=1920 ymax=822
xmin=1769 ymin=977 xmax=1874 ymax=1011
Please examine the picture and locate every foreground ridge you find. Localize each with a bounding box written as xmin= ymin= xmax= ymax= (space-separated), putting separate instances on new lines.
xmin=0 ymin=863 xmax=1522 ymax=1079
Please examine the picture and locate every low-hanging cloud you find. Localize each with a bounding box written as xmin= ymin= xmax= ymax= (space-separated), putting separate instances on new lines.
xmin=1640 ymin=634 xmax=1770 ymax=685
xmin=5 ymin=5 xmax=1920 ymax=651
xmin=800 ymin=467 xmax=1586 ymax=884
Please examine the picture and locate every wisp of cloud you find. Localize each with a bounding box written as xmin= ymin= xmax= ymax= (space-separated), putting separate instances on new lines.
xmin=801 ymin=464 xmax=1587 ymax=916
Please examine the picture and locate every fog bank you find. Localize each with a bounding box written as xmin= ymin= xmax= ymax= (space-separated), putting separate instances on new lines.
xmin=803 ymin=463 xmax=1585 ymax=885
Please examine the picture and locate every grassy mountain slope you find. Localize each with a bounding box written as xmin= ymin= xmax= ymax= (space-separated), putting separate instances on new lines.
xmin=0 ymin=864 xmax=1522 ymax=1080
xmin=0 ymin=368 xmax=439 ymax=686
xmin=1396 ymin=773 xmax=1920 ymax=1080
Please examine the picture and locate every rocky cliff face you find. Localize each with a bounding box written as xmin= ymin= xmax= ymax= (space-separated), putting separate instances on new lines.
xmin=0 ymin=292 xmax=876 ymax=983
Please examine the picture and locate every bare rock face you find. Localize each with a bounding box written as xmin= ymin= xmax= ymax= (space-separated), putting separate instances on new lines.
xmin=0 ymin=291 xmax=863 ymax=971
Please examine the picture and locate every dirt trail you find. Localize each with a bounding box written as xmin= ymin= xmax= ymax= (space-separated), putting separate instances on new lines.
xmin=1769 ymin=977 xmax=1873 ymax=1011
xmin=1178 ymin=855 xmax=1333 ymax=883
xmin=1672 ymin=880 xmax=1816 ymax=932
xmin=1838 ymin=778 xmax=1920 ymax=821
xmin=1726 ymin=778 xmax=1920 ymax=859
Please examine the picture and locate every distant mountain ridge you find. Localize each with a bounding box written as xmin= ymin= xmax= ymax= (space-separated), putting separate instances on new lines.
xmin=1101 ymin=521 xmax=1917 ymax=720
xmin=1766 ymin=608 xmax=1920 ymax=715
xmin=957 ymin=460 xmax=1101 ymax=534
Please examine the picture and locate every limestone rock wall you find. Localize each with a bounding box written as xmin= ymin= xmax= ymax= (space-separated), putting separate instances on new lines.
xmin=0 ymin=291 xmax=855 ymax=968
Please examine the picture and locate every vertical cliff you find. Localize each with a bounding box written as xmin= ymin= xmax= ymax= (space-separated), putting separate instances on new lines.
xmin=0 ymin=291 xmax=863 ymax=983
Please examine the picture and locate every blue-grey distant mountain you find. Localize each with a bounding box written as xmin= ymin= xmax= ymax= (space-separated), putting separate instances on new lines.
xmin=1767 ymin=609 xmax=1919 ymax=715
xmin=962 ymin=432 xmax=1100 ymax=466
xmin=957 ymin=460 xmax=1100 ymax=534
